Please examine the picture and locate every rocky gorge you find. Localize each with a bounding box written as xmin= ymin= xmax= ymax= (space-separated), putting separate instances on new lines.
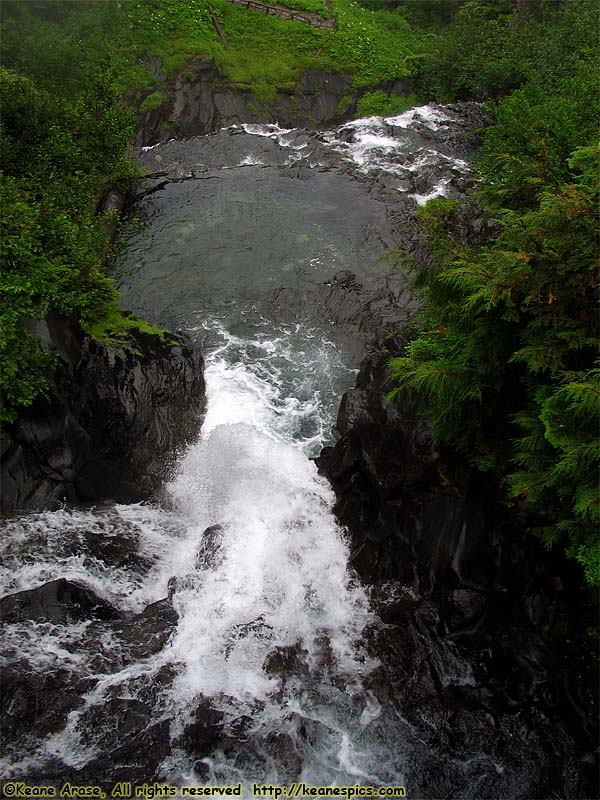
xmin=1 ymin=82 xmax=597 ymax=799
xmin=134 ymin=57 xmax=411 ymax=147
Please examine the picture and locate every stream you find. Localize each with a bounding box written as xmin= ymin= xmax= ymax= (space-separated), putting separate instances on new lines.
xmin=1 ymin=105 xmax=485 ymax=791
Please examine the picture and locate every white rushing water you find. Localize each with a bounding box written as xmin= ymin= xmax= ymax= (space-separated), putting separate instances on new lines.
xmin=1 ymin=322 xmax=406 ymax=788
xmin=234 ymin=105 xmax=473 ymax=205
xmin=322 ymin=106 xmax=471 ymax=204
xmin=2 ymin=106 xmax=483 ymax=786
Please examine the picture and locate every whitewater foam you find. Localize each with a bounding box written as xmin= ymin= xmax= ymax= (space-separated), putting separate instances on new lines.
xmin=1 ymin=321 xmax=384 ymax=786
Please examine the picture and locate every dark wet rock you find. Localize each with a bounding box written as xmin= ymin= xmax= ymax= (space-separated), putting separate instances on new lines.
xmin=135 ymin=61 xmax=367 ymax=146
xmin=363 ymin=614 xmax=592 ymax=800
xmin=1 ymin=581 xmax=180 ymax=769
xmin=335 ymin=391 xmax=439 ymax=499
xmin=176 ymin=697 xmax=225 ymax=755
xmin=22 ymin=665 xmax=178 ymax=789
xmin=106 ymin=598 xmax=179 ymax=663
xmin=263 ymin=732 xmax=303 ymax=776
xmin=59 ymin=595 xmax=180 ymax=675
xmin=196 ymin=523 xmax=225 ymax=569
xmin=368 ymin=583 xmax=420 ymax=624
xmin=0 ymin=578 xmax=122 ymax=624
xmin=176 ymin=701 xmax=269 ymax=775
xmin=75 ymin=524 xmax=144 ymax=570
xmin=319 ymin=342 xmax=599 ymax=798
xmin=264 ymin=643 xmax=309 ymax=679
xmin=1 ymin=662 xmax=88 ymax=747
xmin=74 ymin=665 xmax=177 ymax=786
xmin=1 ymin=312 xmax=206 ymax=512
xmin=193 ymin=759 xmax=212 ymax=781
xmin=8 ymin=513 xmax=146 ymax=572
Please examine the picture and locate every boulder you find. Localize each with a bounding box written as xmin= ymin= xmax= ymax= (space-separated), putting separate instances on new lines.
xmin=1 ymin=578 xmax=180 ymax=779
xmin=0 ymin=578 xmax=122 ymax=624
xmin=1 ymin=312 xmax=206 ymax=512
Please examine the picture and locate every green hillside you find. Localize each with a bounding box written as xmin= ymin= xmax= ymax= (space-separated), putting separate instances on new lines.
xmin=1 ymin=0 xmax=424 ymax=105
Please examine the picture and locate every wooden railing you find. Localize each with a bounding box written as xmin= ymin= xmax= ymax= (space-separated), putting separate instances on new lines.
xmin=223 ymin=0 xmax=338 ymax=29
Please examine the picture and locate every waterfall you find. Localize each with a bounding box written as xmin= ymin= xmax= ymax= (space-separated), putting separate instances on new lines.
xmin=1 ymin=106 xmax=483 ymax=789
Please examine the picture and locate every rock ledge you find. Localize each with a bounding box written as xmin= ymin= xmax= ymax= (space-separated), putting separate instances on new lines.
xmin=1 ymin=312 xmax=206 ymax=512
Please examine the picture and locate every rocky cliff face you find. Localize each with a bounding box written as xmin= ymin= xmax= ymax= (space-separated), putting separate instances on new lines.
xmin=135 ymin=57 xmax=410 ymax=146
xmin=317 ymin=342 xmax=598 ymax=798
xmin=1 ymin=313 xmax=206 ymax=513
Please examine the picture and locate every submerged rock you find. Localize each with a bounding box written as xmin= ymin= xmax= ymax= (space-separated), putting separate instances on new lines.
xmin=1 ymin=312 xmax=206 ymax=512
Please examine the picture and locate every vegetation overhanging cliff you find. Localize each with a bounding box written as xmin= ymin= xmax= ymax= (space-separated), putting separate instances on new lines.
xmin=385 ymin=0 xmax=599 ymax=589
xmin=0 ymin=0 xmax=597 ymax=664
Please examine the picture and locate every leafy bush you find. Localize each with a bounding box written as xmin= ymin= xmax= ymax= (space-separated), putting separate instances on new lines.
xmin=416 ymin=0 xmax=597 ymax=102
xmin=389 ymin=142 xmax=599 ymax=584
xmin=387 ymin=0 xmax=600 ymax=585
xmin=0 ymin=68 xmax=139 ymax=426
xmin=356 ymin=89 xmax=417 ymax=116
xmin=139 ymin=90 xmax=167 ymax=114
xmin=477 ymin=58 xmax=599 ymax=208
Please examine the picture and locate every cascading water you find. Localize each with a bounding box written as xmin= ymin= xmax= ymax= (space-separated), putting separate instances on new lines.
xmin=1 ymin=322 xmax=402 ymax=787
xmin=159 ymin=324 xmax=388 ymax=784
xmin=1 ymin=105 xmax=484 ymax=790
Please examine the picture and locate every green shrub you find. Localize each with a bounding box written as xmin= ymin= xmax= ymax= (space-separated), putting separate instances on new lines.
xmin=389 ymin=144 xmax=600 ymax=584
xmin=356 ymin=89 xmax=418 ymax=116
xmin=0 ymin=68 xmax=138 ymax=427
xmin=139 ymin=90 xmax=166 ymax=114
xmin=416 ymin=0 xmax=598 ymax=102
xmin=388 ymin=0 xmax=600 ymax=585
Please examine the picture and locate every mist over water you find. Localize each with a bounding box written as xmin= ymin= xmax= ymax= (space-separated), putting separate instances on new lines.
xmin=1 ymin=107 xmax=478 ymax=787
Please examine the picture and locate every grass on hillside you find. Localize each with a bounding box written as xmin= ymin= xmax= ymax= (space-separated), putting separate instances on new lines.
xmin=1 ymin=0 xmax=425 ymax=107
